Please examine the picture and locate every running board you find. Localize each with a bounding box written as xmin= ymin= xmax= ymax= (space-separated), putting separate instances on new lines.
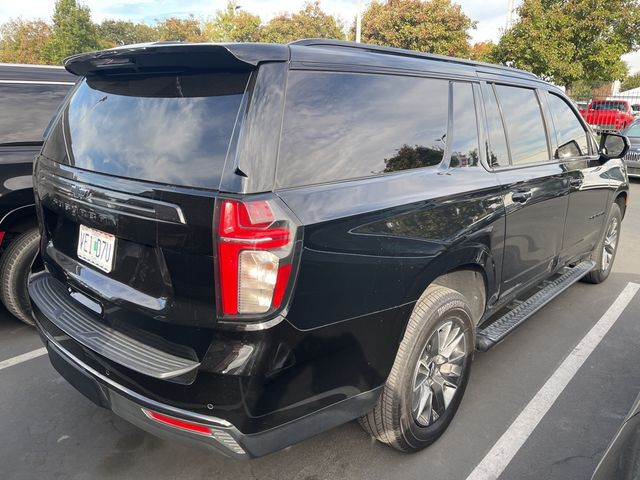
xmin=476 ymin=260 xmax=595 ymax=352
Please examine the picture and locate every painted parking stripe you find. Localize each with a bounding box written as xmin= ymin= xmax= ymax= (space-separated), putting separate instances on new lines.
xmin=0 ymin=347 xmax=47 ymax=372
xmin=466 ymin=282 xmax=640 ymax=480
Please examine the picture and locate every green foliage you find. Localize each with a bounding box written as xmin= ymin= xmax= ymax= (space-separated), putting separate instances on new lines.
xmin=0 ymin=18 xmax=52 ymax=64
xmin=45 ymin=0 xmax=100 ymax=64
xmin=156 ymin=15 xmax=206 ymax=42
xmin=96 ymin=20 xmax=158 ymax=48
xmin=621 ymin=73 xmax=640 ymax=92
xmin=494 ymin=0 xmax=640 ymax=92
xmin=469 ymin=41 xmax=496 ymax=63
xmin=263 ymin=1 xmax=344 ymax=43
xmin=570 ymin=80 xmax=611 ymax=100
xmin=384 ymin=144 xmax=444 ymax=173
xmin=359 ymin=0 xmax=475 ymax=57
xmin=204 ymin=1 xmax=263 ymax=42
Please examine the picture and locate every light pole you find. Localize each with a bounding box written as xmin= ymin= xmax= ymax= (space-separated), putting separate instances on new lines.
xmin=505 ymin=0 xmax=515 ymax=30
xmin=355 ymin=0 xmax=362 ymax=43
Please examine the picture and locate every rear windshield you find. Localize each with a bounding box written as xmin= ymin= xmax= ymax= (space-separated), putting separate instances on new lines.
xmin=624 ymin=123 xmax=640 ymax=137
xmin=59 ymin=72 xmax=249 ymax=189
xmin=590 ymin=101 xmax=627 ymax=111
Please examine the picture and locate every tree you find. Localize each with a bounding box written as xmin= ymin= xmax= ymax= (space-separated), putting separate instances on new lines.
xmin=97 ymin=20 xmax=158 ymax=48
xmin=493 ymin=0 xmax=640 ymax=94
xmin=204 ymin=2 xmax=263 ymax=42
xmin=0 ymin=18 xmax=52 ymax=64
xmin=359 ymin=0 xmax=475 ymax=57
xmin=469 ymin=41 xmax=496 ymax=63
xmin=45 ymin=0 xmax=100 ymax=64
xmin=621 ymin=73 xmax=640 ymax=92
xmin=156 ymin=16 xmax=206 ymax=42
xmin=263 ymin=1 xmax=344 ymax=43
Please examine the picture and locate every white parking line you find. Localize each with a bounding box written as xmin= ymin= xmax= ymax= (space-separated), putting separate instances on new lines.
xmin=466 ymin=282 xmax=640 ymax=480
xmin=0 ymin=347 xmax=47 ymax=372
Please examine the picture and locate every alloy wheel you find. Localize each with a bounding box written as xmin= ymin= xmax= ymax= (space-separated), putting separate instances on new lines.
xmin=601 ymin=216 xmax=619 ymax=272
xmin=411 ymin=319 xmax=467 ymax=427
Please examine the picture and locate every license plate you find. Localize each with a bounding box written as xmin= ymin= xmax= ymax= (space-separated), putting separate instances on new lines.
xmin=77 ymin=225 xmax=116 ymax=273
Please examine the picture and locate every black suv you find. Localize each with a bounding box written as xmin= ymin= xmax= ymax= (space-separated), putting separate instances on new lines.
xmin=29 ymin=40 xmax=629 ymax=458
xmin=0 ymin=63 xmax=74 ymax=324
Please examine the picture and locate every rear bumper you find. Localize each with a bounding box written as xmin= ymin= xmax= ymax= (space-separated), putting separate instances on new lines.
xmin=34 ymin=315 xmax=382 ymax=458
xmin=40 ymin=332 xmax=248 ymax=457
xmin=29 ymin=271 xmax=383 ymax=458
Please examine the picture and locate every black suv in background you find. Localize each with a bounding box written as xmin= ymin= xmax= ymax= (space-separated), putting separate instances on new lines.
xmin=0 ymin=64 xmax=74 ymax=324
xmin=29 ymin=40 xmax=629 ymax=458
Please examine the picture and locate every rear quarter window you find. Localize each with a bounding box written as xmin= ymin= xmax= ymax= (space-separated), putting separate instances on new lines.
xmin=0 ymin=83 xmax=71 ymax=144
xmin=276 ymin=71 xmax=449 ymax=188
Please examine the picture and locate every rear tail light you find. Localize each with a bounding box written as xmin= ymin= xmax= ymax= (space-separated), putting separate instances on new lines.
xmin=215 ymin=198 xmax=299 ymax=318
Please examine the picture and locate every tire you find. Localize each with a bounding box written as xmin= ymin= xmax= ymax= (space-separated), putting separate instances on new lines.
xmin=359 ymin=285 xmax=474 ymax=452
xmin=583 ymin=203 xmax=622 ymax=284
xmin=0 ymin=228 xmax=40 ymax=325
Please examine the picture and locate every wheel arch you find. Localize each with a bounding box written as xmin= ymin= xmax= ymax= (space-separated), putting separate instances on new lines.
xmin=0 ymin=204 xmax=38 ymax=248
xmin=403 ymin=244 xmax=496 ymax=328
xmin=431 ymin=267 xmax=487 ymax=325
xmin=614 ymin=191 xmax=627 ymax=219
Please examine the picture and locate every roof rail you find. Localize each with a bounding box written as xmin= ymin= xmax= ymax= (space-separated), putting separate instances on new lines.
xmin=290 ymin=39 xmax=539 ymax=79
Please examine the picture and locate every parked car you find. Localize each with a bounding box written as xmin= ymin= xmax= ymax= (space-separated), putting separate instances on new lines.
xmin=581 ymin=99 xmax=635 ymax=133
xmin=0 ymin=63 xmax=75 ymax=324
xmin=576 ymin=100 xmax=589 ymax=111
xmin=29 ymin=40 xmax=629 ymax=459
xmin=592 ymin=391 xmax=640 ymax=479
xmin=622 ymin=120 xmax=640 ymax=178
xmin=631 ymin=103 xmax=640 ymax=118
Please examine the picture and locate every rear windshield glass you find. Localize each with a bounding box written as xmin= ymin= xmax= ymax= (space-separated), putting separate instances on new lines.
xmin=624 ymin=123 xmax=640 ymax=137
xmin=61 ymin=72 xmax=249 ymax=189
xmin=590 ymin=101 xmax=627 ymax=111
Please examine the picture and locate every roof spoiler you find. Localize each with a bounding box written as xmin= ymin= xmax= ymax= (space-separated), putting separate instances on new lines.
xmin=63 ymin=42 xmax=289 ymax=77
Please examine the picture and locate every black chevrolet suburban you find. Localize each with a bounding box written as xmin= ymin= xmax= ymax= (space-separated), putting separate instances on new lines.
xmin=0 ymin=63 xmax=74 ymax=324
xmin=29 ymin=40 xmax=630 ymax=458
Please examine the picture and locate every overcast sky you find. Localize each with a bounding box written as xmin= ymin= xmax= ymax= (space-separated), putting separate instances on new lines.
xmin=1 ymin=0 xmax=638 ymax=71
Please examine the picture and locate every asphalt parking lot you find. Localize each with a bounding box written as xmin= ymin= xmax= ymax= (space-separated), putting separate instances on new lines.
xmin=2 ymin=182 xmax=640 ymax=480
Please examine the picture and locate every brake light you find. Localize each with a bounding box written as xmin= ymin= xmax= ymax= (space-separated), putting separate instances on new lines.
xmin=216 ymin=198 xmax=297 ymax=317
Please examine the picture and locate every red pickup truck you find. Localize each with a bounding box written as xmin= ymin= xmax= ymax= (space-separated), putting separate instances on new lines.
xmin=580 ymin=99 xmax=635 ymax=133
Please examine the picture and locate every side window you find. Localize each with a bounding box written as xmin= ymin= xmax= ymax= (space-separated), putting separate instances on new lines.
xmin=547 ymin=93 xmax=590 ymax=158
xmin=277 ymin=72 xmax=449 ymax=188
xmin=449 ymin=82 xmax=480 ymax=168
xmin=481 ymin=83 xmax=509 ymax=167
xmin=0 ymin=83 xmax=71 ymax=144
xmin=495 ymin=85 xmax=550 ymax=165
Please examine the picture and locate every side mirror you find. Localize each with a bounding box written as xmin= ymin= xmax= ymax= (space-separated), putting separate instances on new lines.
xmin=600 ymin=133 xmax=630 ymax=161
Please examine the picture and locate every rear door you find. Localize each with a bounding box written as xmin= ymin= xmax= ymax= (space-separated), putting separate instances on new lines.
xmin=36 ymin=69 xmax=252 ymax=329
xmin=543 ymin=91 xmax=610 ymax=262
xmin=481 ymin=82 xmax=569 ymax=299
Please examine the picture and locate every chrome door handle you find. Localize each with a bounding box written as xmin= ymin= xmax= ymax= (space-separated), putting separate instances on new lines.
xmin=569 ymin=177 xmax=583 ymax=187
xmin=512 ymin=190 xmax=532 ymax=203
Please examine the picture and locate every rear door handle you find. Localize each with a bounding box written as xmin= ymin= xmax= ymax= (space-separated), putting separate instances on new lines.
xmin=512 ymin=190 xmax=532 ymax=203
xmin=569 ymin=177 xmax=583 ymax=187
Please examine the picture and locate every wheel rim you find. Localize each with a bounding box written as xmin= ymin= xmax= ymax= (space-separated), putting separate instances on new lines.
xmin=411 ymin=319 xmax=467 ymax=427
xmin=601 ymin=216 xmax=619 ymax=272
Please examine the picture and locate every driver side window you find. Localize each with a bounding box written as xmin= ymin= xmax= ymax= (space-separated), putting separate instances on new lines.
xmin=547 ymin=93 xmax=590 ymax=159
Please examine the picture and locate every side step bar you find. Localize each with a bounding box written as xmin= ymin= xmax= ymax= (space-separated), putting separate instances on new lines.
xmin=476 ymin=260 xmax=595 ymax=352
